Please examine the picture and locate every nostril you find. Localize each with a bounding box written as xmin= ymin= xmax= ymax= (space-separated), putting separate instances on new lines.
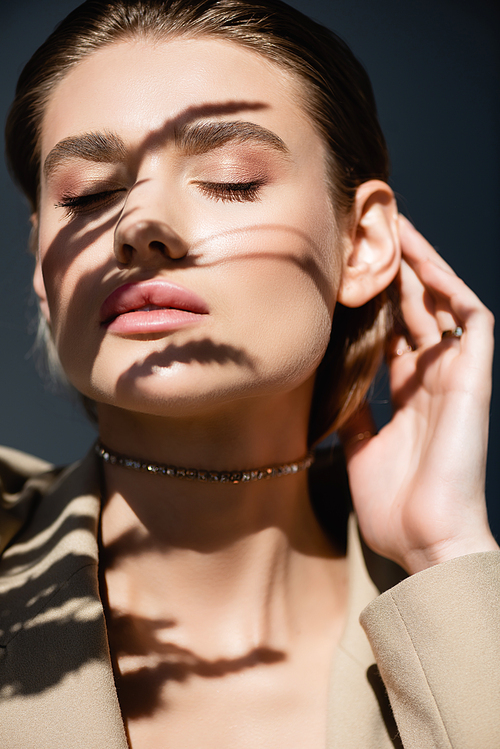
xmin=118 ymin=243 xmax=134 ymax=264
xmin=149 ymin=240 xmax=167 ymax=254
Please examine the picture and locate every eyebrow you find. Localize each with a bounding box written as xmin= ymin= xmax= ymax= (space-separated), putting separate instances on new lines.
xmin=174 ymin=120 xmax=289 ymax=156
xmin=43 ymin=120 xmax=289 ymax=182
xmin=43 ymin=131 xmax=127 ymax=181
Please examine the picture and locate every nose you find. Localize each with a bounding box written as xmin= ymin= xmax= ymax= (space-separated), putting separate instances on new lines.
xmin=113 ymin=216 xmax=188 ymax=267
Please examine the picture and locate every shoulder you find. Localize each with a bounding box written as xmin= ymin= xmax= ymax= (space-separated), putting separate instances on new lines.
xmin=0 ymin=445 xmax=94 ymax=556
xmin=0 ymin=444 xmax=53 ymax=484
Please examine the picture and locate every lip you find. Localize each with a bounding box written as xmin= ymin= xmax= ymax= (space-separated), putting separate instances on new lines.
xmin=100 ymin=280 xmax=209 ymax=334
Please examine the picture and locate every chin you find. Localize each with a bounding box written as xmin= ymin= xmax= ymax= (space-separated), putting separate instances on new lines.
xmin=87 ymin=358 xmax=316 ymax=423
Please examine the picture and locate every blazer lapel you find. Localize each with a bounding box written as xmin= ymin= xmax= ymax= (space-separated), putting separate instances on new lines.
xmin=326 ymin=516 xmax=403 ymax=749
xmin=0 ymin=448 xmax=128 ymax=749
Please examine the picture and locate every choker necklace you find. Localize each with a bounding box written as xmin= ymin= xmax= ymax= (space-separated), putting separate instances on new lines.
xmin=96 ymin=441 xmax=314 ymax=484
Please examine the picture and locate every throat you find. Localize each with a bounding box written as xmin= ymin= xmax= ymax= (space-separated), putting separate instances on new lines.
xmin=99 ymin=457 xmax=348 ymax=712
xmin=102 ymin=527 xmax=294 ymax=653
xmin=99 ymin=479 xmax=348 ymax=747
xmin=100 ymin=531 xmax=347 ymax=749
xmin=100 ymin=499 xmax=347 ymax=657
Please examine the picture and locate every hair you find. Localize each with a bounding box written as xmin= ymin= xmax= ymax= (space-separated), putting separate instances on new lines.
xmin=5 ymin=0 xmax=396 ymax=445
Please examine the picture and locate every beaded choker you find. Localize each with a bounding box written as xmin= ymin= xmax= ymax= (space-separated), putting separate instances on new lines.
xmin=96 ymin=441 xmax=314 ymax=484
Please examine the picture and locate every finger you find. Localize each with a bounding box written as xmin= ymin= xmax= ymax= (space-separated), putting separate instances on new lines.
xmin=388 ymin=332 xmax=415 ymax=359
xmin=399 ymin=257 xmax=456 ymax=348
xmin=398 ymin=215 xmax=456 ymax=276
xmin=397 ymin=216 xmax=482 ymax=347
xmin=416 ymin=259 xmax=494 ymax=365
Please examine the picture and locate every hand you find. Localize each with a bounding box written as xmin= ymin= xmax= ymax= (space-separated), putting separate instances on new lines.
xmin=341 ymin=216 xmax=498 ymax=574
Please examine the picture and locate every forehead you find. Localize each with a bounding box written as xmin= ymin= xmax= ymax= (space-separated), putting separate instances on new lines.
xmin=41 ymin=36 xmax=322 ymax=161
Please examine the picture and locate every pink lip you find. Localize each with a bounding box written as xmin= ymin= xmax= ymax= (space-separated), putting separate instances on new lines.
xmin=100 ymin=280 xmax=209 ymax=334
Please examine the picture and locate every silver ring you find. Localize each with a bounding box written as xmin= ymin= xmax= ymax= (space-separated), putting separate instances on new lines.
xmin=441 ymin=326 xmax=463 ymax=339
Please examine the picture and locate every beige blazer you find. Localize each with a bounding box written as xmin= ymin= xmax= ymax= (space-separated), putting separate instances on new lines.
xmin=0 ymin=445 xmax=499 ymax=749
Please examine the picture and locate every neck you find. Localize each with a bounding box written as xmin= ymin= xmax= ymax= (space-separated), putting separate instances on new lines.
xmin=100 ymin=468 xmax=346 ymax=656
xmin=97 ymin=398 xmax=347 ymax=657
xmin=97 ymin=394 xmax=320 ymax=549
xmin=97 ymin=392 xmax=311 ymax=473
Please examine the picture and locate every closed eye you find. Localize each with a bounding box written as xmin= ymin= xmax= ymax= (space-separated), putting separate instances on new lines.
xmin=56 ymin=189 xmax=127 ymax=218
xmin=56 ymin=180 xmax=264 ymax=219
xmin=196 ymin=181 xmax=264 ymax=202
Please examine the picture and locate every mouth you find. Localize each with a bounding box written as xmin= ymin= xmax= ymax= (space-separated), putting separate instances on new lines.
xmin=100 ymin=280 xmax=209 ymax=334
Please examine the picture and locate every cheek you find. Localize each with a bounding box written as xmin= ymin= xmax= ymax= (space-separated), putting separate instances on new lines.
xmin=37 ymin=225 xmax=111 ymax=384
xmin=249 ymin=286 xmax=333 ymax=389
xmin=36 ymin=195 xmax=117 ymax=321
xmin=210 ymin=224 xmax=339 ymax=388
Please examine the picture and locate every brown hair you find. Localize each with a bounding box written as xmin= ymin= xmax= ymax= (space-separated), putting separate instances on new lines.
xmin=5 ymin=0 xmax=396 ymax=444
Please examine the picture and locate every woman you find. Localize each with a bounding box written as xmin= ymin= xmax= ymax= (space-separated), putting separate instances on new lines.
xmin=0 ymin=1 xmax=498 ymax=747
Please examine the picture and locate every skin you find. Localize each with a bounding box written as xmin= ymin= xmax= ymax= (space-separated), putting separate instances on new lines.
xmin=33 ymin=35 xmax=497 ymax=748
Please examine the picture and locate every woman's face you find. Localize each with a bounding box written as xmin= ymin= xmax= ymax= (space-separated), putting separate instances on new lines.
xmin=36 ymin=37 xmax=343 ymax=419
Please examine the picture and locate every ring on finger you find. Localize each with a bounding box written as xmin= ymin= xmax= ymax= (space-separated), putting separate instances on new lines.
xmin=441 ymin=326 xmax=463 ymax=339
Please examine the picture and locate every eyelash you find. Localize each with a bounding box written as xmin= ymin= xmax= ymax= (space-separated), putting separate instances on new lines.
xmin=196 ymin=180 xmax=263 ymax=202
xmin=55 ymin=180 xmax=263 ymax=219
xmin=56 ymin=190 xmax=126 ymax=218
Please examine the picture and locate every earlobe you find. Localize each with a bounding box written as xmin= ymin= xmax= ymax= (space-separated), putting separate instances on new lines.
xmin=337 ymin=180 xmax=400 ymax=308
xmin=31 ymin=214 xmax=51 ymax=325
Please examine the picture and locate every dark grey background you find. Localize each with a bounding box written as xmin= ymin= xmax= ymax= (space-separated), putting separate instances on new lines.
xmin=1 ymin=0 xmax=499 ymax=535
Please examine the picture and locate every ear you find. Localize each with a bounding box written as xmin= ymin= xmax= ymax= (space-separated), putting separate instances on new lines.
xmin=31 ymin=214 xmax=51 ymax=325
xmin=337 ymin=180 xmax=400 ymax=308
